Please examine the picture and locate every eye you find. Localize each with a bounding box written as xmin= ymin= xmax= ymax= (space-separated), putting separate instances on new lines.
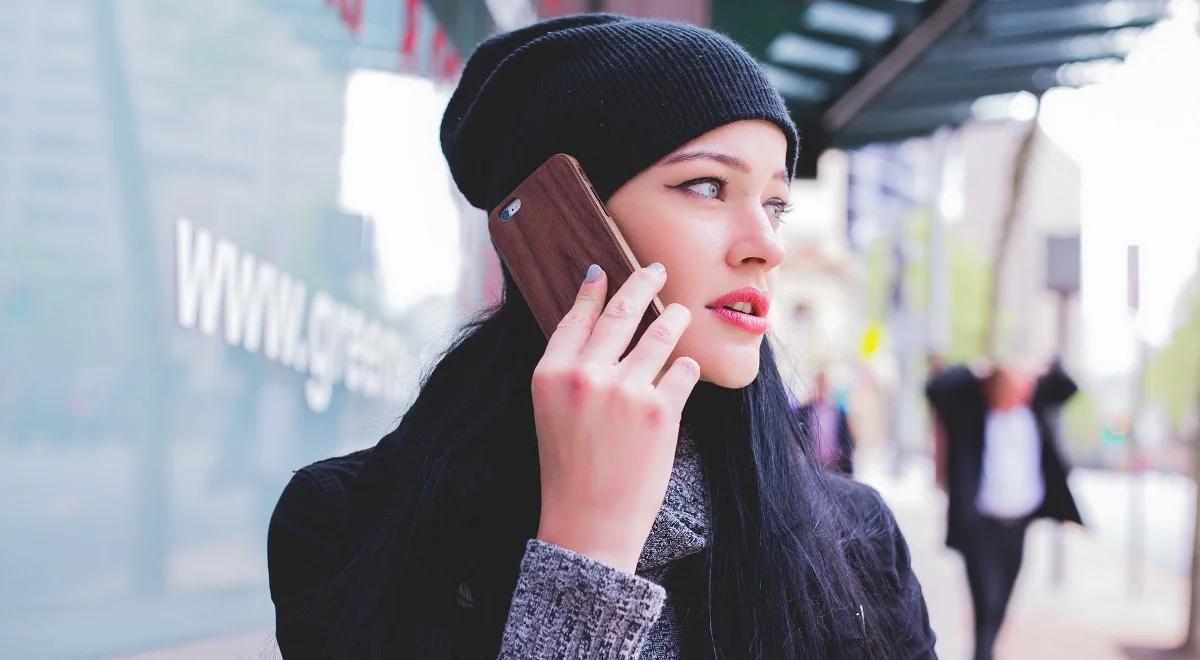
xmin=766 ymin=200 xmax=794 ymax=225
xmin=689 ymin=181 xmax=720 ymax=198
xmin=676 ymin=177 xmax=726 ymax=200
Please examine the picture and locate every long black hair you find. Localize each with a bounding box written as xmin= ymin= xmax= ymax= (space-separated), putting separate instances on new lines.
xmin=294 ymin=263 xmax=906 ymax=658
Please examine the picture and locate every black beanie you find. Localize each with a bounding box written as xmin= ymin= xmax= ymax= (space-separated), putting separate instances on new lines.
xmin=440 ymin=13 xmax=799 ymax=212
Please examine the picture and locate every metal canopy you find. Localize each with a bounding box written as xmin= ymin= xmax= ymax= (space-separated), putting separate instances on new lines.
xmin=713 ymin=0 xmax=1172 ymax=177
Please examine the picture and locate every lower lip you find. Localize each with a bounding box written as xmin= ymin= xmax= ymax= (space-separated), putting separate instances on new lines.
xmin=708 ymin=307 xmax=768 ymax=334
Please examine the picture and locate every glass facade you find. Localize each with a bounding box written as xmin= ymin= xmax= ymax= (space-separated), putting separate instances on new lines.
xmin=0 ymin=1 xmax=496 ymax=657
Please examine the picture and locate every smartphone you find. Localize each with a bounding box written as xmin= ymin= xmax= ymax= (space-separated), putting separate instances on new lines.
xmin=488 ymin=153 xmax=663 ymax=349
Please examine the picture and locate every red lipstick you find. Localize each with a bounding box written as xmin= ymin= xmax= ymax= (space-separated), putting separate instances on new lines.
xmin=705 ymin=287 xmax=770 ymax=335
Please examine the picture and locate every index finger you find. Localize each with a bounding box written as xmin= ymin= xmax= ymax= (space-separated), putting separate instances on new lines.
xmin=541 ymin=264 xmax=607 ymax=363
xmin=578 ymin=264 xmax=665 ymax=366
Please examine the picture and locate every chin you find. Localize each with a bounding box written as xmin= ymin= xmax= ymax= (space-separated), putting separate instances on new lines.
xmin=698 ymin=354 xmax=761 ymax=389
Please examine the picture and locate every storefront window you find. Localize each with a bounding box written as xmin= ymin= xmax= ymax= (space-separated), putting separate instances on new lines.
xmin=0 ymin=1 xmax=486 ymax=656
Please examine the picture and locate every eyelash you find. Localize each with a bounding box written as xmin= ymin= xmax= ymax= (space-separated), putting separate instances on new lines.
xmin=676 ymin=177 xmax=793 ymax=224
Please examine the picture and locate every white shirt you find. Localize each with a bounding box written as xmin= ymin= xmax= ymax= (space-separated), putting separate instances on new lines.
xmin=975 ymin=405 xmax=1045 ymax=519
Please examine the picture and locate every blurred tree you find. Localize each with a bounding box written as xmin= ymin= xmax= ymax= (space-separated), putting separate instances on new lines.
xmin=1143 ymin=264 xmax=1200 ymax=443
xmin=1060 ymin=391 xmax=1103 ymax=464
xmin=946 ymin=233 xmax=992 ymax=364
xmin=1154 ymin=254 xmax=1200 ymax=654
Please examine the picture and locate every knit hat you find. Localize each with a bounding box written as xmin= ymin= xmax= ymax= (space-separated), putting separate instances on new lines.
xmin=440 ymin=13 xmax=799 ymax=212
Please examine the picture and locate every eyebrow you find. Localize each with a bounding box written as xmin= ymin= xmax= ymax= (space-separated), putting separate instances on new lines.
xmin=659 ymin=150 xmax=790 ymax=183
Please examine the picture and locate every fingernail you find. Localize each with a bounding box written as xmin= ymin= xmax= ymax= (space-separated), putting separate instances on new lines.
xmin=648 ymin=262 xmax=665 ymax=273
xmin=585 ymin=263 xmax=602 ymax=283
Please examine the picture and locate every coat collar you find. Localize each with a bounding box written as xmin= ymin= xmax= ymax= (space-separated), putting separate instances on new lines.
xmin=636 ymin=426 xmax=710 ymax=574
xmin=355 ymin=424 xmax=712 ymax=575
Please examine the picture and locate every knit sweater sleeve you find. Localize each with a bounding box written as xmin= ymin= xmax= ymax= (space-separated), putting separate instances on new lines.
xmin=498 ymin=539 xmax=667 ymax=659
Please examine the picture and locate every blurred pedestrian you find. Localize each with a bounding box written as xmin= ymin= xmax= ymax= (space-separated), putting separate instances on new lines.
xmin=796 ymin=370 xmax=856 ymax=475
xmin=925 ymin=359 xmax=1083 ymax=660
xmin=267 ymin=13 xmax=936 ymax=660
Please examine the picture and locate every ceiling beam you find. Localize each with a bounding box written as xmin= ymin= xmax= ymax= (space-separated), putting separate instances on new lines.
xmin=822 ymin=0 xmax=978 ymax=133
xmin=966 ymin=0 xmax=1168 ymax=41
xmin=918 ymin=25 xmax=1143 ymax=71
xmin=869 ymin=57 xmax=1120 ymax=109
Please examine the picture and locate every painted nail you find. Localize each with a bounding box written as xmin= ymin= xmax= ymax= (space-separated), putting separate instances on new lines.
xmin=585 ymin=264 xmax=602 ymax=283
xmin=648 ymin=262 xmax=666 ymax=273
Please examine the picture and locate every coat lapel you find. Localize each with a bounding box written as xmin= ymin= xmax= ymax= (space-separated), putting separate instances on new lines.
xmin=637 ymin=427 xmax=711 ymax=574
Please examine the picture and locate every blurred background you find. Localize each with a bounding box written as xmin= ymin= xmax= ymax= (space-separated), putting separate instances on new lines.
xmin=1 ymin=0 xmax=1199 ymax=658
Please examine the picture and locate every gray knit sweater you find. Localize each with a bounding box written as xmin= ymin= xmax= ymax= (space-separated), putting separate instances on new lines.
xmin=496 ymin=432 xmax=707 ymax=659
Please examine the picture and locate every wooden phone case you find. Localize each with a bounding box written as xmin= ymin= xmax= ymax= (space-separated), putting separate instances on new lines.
xmin=488 ymin=153 xmax=663 ymax=344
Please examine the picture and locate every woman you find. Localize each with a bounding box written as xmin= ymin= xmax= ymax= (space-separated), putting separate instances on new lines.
xmin=268 ymin=13 xmax=935 ymax=659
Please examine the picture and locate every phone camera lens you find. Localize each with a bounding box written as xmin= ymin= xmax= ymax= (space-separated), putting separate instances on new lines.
xmin=500 ymin=198 xmax=521 ymax=222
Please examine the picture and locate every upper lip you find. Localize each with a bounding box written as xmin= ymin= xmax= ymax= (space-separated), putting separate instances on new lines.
xmin=706 ymin=287 xmax=770 ymax=318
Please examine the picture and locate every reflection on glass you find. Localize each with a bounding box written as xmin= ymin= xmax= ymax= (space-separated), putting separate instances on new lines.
xmin=0 ymin=1 xmax=479 ymax=656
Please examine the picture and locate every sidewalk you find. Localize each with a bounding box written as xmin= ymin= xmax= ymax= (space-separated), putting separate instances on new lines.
xmin=858 ymin=453 xmax=1193 ymax=660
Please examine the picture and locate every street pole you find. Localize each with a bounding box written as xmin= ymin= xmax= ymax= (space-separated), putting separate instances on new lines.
xmin=1046 ymin=235 xmax=1081 ymax=588
xmin=1126 ymin=245 xmax=1146 ymax=597
xmin=928 ymin=131 xmax=951 ymax=491
xmin=1050 ymin=290 xmax=1069 ymax=587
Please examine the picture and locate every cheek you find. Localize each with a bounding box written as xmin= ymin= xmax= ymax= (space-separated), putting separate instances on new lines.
xmin=608 ymin=198 xmax=726 ymax=312
xmin=656 ymin=240 xmax=724 ymax=305
xmin=657 ymin=263 xmax=709 ymax=311
xmin=615 ymin=201 xmax=723 ymax=269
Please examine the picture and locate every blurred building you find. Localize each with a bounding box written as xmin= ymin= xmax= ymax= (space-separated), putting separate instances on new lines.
xmin=0 ymin=1 xmax=492 ymax=657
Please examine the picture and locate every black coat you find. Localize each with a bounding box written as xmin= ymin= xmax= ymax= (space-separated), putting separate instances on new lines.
xmin=267 ymin=445 xmax=937 ymax=658
xmin=924 ymin=363 xmax=1084 ymax=552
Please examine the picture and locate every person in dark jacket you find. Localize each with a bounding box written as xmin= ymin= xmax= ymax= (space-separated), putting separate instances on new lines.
xmin=268 ymin=14 xmax=936 ymax=660
xmin=925 ymin=359 xmax=1083 ymax=660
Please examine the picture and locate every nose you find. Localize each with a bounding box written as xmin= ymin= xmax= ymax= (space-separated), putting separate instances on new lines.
xmin=726 ymin=202 xmax=785 ymax=269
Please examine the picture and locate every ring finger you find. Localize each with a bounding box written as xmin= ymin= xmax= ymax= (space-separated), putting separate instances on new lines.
xmin=618 ymin=303 xmax=691 ymax=385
